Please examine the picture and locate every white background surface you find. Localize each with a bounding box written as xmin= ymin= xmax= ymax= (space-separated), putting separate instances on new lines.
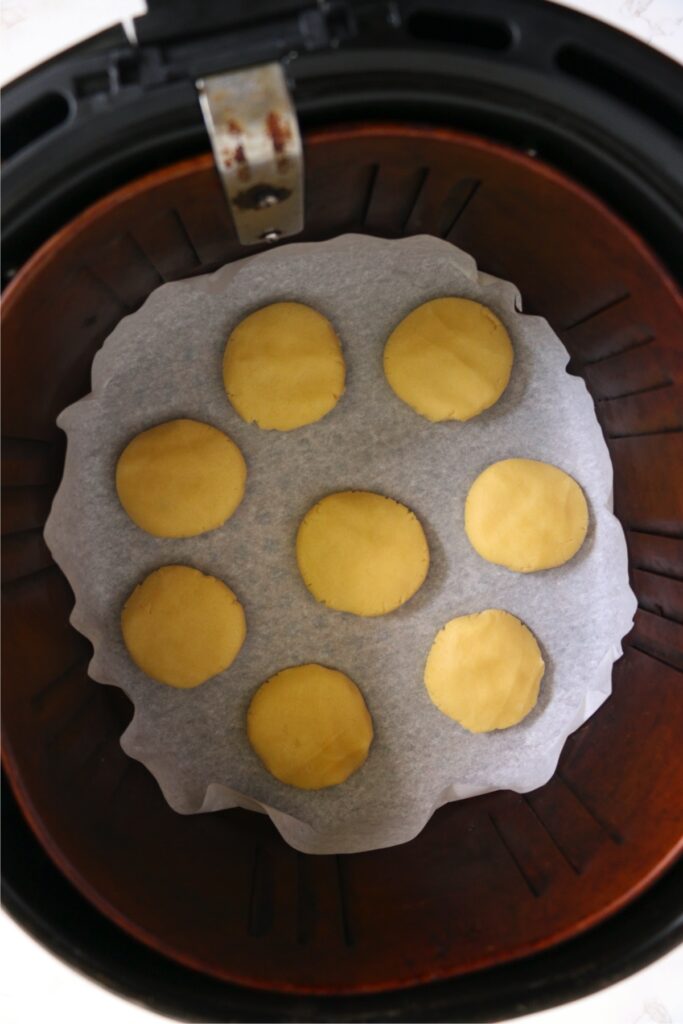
xmin=0 ymin=907 xmax=681 ymax=1024
xmin=1 ymin=1 xmax=681 ymax=1021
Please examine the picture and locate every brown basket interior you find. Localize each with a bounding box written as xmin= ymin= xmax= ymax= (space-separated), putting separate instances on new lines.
xmin=2 ymin=125 xmax=682 ymax=994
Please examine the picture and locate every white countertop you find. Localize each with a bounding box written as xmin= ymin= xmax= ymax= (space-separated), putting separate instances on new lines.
xmin=1 ymin=907 xmax=682 ymax=1023
xmin=2 ymin=2 xmax=681 ymax=1021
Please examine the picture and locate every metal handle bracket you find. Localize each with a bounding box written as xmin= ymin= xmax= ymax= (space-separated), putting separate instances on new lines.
xmin=197 ymin=63 xmax=304 ymax=246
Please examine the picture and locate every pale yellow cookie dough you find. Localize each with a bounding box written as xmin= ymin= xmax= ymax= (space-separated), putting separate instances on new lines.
xmin=465 ymin=458 xmax=589 ymax=572
xmin=247 ymin=663 xmax=373 ymax=789
xmin=116 ymin=419 xmax=246 ymax=538
xmin=296 ymin=490 xmax=430 ymax=616
xmin=223 ymin=301 xmax=345 ymax=431
xmin=383 ymin=297 xmax=513 ymax=421
xmin=424 ymin=609 xmax=544 ymax=732
xmin=121 ymin=565 xmax=246 ymax=688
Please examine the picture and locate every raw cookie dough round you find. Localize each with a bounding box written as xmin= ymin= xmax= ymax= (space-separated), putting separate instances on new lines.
xmin=465 ymin=457 xmax=589 ymax=572
xmin=247 ymin=663 xmax=373 ymax=789
xmin=383 ymin=297 xmax=513 ymax=421
xmin=116 ymin=418 xmax=246 ymax=538
xmin=121 ymin=565 xmax=246 ymax=688
xmin=296 ymin=490 xmax=430 ymax=616
xmin=424 ymin=609 xmax=545 ymax=732
xmin=223 ymin=301 xmax=346 ymax=431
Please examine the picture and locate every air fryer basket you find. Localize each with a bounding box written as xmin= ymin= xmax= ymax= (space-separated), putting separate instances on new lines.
xmin=2 ymin=2 xmax=682 ymax=1021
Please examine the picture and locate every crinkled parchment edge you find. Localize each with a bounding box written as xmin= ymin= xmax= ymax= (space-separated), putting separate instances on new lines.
xmin=44 ymin=236 xmax=636 ymax=854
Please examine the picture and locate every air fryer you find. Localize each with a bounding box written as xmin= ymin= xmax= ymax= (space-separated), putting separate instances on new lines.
xmin=2 ymin=1 xmax=682 ymax=1021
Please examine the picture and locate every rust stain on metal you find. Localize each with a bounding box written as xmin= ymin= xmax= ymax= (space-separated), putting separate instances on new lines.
xmin=219 ymin=143 xmax=248 ymax=171
xmin=266 ymin=111 xmax=292 ymax=154
xmin=225 ymin=117 xmax=242 ymax=134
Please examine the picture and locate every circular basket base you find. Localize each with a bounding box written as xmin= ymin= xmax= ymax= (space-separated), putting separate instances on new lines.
xmin=2 ymin=125 xmax=682 ymax=993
